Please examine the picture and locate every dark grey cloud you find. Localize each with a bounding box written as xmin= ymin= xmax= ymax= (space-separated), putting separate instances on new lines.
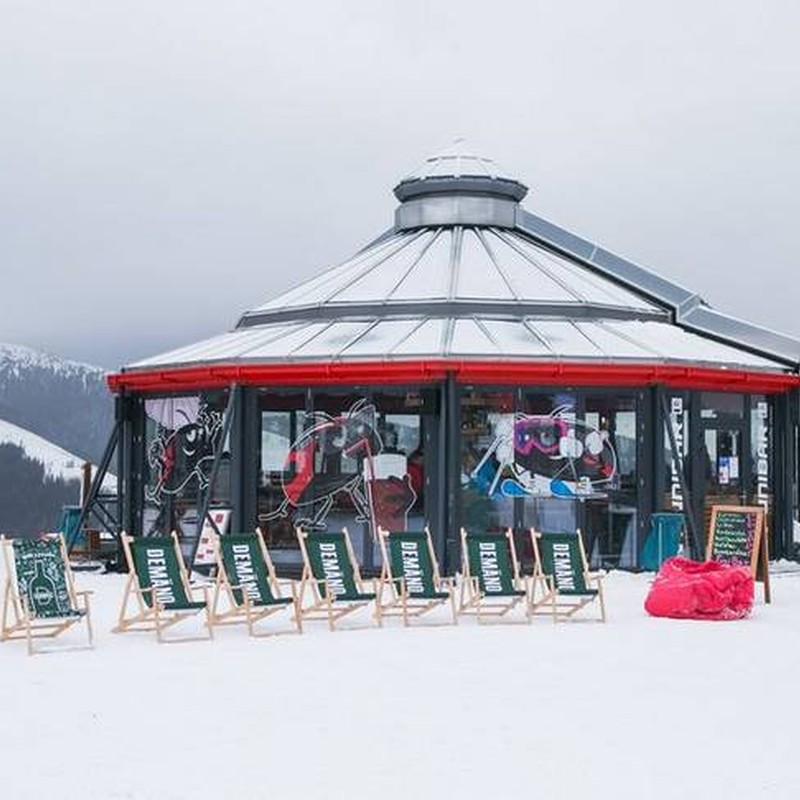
xmin=1 ymin=0 xmax=798 ymax=368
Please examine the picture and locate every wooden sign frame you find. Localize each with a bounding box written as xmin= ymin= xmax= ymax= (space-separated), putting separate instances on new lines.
xmin=706 ymin=504 xmax=770 ymax=604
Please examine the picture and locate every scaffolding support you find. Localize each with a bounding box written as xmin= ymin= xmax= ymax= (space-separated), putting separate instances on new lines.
xmin=67 ymin=422 xmax=121 ymax=553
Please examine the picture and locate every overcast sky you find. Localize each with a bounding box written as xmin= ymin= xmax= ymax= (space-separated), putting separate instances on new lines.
xmin=1 ymin=1 xmax=798 ymax=369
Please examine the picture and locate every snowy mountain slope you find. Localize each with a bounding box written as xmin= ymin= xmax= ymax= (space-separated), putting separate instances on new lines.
xmin=0 ymin=341 xmax=114 ymax=463
xmin=0 ymin=418 xmax=115 ymax=490
xmin=0 ymin=342 xmax=102 ymax=382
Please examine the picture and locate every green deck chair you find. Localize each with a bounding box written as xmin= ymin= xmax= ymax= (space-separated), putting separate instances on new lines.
xmin=297 ymin=528 xmax=380 ymax=631
xmin=530 ymin=529 xmax=606 ymax=622
xmin=459 ymin=528 xmax=531 ymax=623
xmin=211 ymin=529 xmax=302 ymax=636
xmin=114 ymin=532 xmax=213 ymax=643
xmin=377 ymin=527 xmax=457 ymax=626
xmin=640 ymin=512 xmax=685 ymax=571
xmin=1 ymin=534 xmax=94 ymax=655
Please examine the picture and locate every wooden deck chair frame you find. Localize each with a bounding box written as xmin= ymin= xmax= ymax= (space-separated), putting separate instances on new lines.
xmin=296 ymin=527 xmax=381 ymax=631
xmin=458 ymin=528 xmax=532 ymax=624
xmin=530 ymin=528 xmax=606 ymax=623
xmin=114 ymin=532 xmax=214 ymax=644
xmin=210 ymin=528 xmax=302 ymax=637
xmin=377 ymin=526 xmax=457 ymax=627
xmin=1 ymin=534 xmax=94 ymax=655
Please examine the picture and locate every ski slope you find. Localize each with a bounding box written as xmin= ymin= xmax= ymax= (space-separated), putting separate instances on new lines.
xmin=0 ymin=418 xmax=115 ymax=490
xmin=0 ymin=567 xmax=798 ymax=800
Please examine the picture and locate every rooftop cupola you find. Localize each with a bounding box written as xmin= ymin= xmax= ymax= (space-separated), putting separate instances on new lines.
xmin=394 ymin=140 xmax=528 ymax=230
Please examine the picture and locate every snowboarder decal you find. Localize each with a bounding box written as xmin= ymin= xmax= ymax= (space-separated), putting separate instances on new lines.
xmin=470 ymin=405 xmax=617 ymax=499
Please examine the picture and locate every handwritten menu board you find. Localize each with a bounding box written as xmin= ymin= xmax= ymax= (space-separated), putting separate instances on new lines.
xmin=706 ymin=505 xmax=764 ymax=576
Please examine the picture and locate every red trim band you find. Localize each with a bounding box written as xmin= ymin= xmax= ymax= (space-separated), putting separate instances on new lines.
xmin=106 ymin=360 xmax=800 ymax=394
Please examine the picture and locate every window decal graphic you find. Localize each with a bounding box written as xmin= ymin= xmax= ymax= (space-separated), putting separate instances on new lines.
xmin=260 ymin=399 xmax=416 ymax=532
xmin=470 ymin=405 xmax=617 ymax=499
xmin=145 ymin=400 xmax=225 ymax=506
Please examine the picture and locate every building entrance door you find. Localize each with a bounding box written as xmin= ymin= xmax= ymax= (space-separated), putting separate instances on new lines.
xmin=693 ymin=392 xmax=748 ymax=552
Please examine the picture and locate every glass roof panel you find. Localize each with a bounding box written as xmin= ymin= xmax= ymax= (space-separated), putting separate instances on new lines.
xmin=130 ymin=325 xmax=307 ymax=367
xmin=341 ymin=319 xmax=425 ymax=357
xmin=251 ymin=232 xmax=409 ymax=312
xmin=290 ymin=321 xmax=374 ymax=358
xmin=528 ymin=320 xmax=606 ymax=358
xmin=332 ymin=230 xmax=438 ymax=303
xmin=605 ymin=321 xmax=781 ymax=367
xmin=389 ymin=319 xmax=446 ymax=356
xmin=477 ymin=319 xmax=553 ymax=356
xmin=484 ymin=230 xmax=582 ymax=303
xmin=509 ymin=234 xmax=662 ymax=311
xmin=389 ymin=230 xmax=453 ymax=301
xmin=571 ymin=321 xmax=656 ymax=359
xmin=456 ymin=229 xmax=515 ymax=300
xmin=240 ymin=322 xmax=332 ymax=358
xmin=130 ymin=332 xmax=240 ymax=367
xmin=449 ymin=319 xmax=500 ymax=356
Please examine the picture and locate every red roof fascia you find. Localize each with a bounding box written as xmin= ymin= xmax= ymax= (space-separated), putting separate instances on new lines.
xmin=106 ymin=360 xmax=800 ymax=395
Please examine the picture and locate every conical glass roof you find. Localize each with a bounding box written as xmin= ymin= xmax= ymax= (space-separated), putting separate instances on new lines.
xmin=126 ymin=145 xmax=800 ymax=374
xmin=240 ymin=226 xmax=666 ymax=325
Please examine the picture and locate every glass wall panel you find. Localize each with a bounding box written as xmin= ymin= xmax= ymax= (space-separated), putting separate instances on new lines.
xmin=517 ymin=392 xmax=579 ymax=567
xmin=460 ymin=389 xmax=640 ymax=569
xmin=460 ymin=391 xmax=516 ymax=534
xmin=257 ymin=392 xmax=306 ymax=559
xmin=583 ymin=395 xmax=638 ymax=569
xmin=142 ymin=391 xmax=231 ymax=556
xmin=257 ymin=388 xmax=434 ymax=568
xmin=697 ymin=392 xmax=747 ymax=550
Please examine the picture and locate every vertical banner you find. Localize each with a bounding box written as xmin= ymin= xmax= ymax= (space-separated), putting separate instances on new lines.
xmin=667 ymin=396 xmax=686 ymax=513
xmin=753 ymin=400 xmax=769 ymax=512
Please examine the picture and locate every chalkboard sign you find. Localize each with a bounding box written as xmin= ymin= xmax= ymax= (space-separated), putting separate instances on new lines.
xmin=706 ymin=505 xmax=769 ymax=601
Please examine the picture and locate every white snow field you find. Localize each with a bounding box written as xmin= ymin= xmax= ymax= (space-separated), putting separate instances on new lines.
xmin=1 ymin=568 xmax=799 ymax=800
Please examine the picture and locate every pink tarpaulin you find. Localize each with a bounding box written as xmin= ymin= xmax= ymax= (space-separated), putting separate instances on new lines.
xmin=644 ymin=557 xmax=754 ymax=621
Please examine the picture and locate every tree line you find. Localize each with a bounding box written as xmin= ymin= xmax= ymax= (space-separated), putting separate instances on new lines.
xmin=0 ymin=443 xmax=80 ymax=537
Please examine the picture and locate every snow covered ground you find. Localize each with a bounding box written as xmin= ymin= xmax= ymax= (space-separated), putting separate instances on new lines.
xmin=1 ymin=568 xmax=799 ymax=800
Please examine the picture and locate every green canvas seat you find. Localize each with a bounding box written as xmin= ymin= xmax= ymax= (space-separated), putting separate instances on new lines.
xmin=640 ymin=513 xmax=685 ymax=571
xmin=114 ymin=532 xmax=214 ymax=643
xmin=458 ymin=528 xmax=531 ymax=623
xmin=210 ymin=529 xmax=301 ymax=637
xmin=530 ymin=529 xmax=606 ymax=622
xmin=297 ymin=528 xmax=380 ymax=631
xmin=377 ymin=527 xmax=457 ymax=626
xmin=1 ymin=534 xmax=94 ymax=655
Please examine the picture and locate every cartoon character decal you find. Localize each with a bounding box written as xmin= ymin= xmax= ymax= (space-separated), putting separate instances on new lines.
xmin=260 ymin=399 xmax=416 ymax=532
xmin=470 ymin=405 xmax=617 ymax=499
xmin=145 ymin=404 xmax=225 ymax=505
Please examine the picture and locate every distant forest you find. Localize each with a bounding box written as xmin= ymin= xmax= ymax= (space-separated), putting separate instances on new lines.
xmin=0 ymin=443 xmax=79 ymax=537
xmin=0 ymin=357 xmax=113 ymax=465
